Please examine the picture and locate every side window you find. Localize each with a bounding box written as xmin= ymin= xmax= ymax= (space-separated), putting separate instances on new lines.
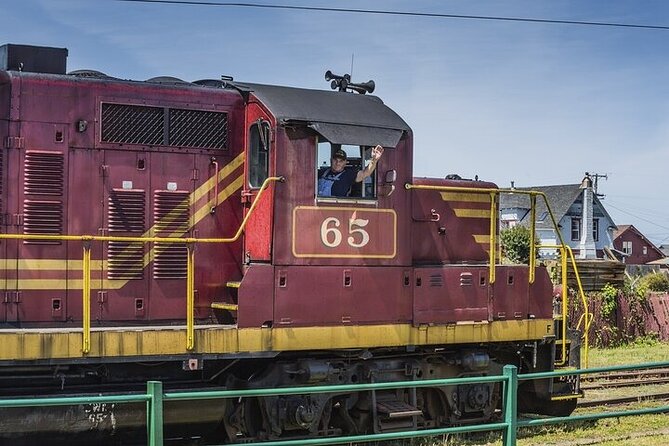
xmin=315 ymin=140 xmax=376 ymax=199
xmin=249 ymin=120 xmax=270 ymax=188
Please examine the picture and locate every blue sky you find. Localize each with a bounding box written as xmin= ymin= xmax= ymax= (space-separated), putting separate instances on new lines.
xmin=3 ymin=0 xmax=669 ymax=245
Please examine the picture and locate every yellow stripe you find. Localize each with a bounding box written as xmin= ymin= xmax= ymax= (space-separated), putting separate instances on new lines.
xmin=474 ymin=235 xmax=491 ymax=244
xmin=4 ymin=279 xmax=126 ymax=290
xmin=191 ymin=152 xmax=245 ymax=204
xmin=440 ymin=192 xmax=491 ymax=203
xmin=454 ymin=209 xmax=490 ymax=218
xmin=9 ymin=259 xmax=104 ymax=270
xmin=192 ymin=174 xmax=245 ymax=226
xmin=0 ymin=320 xmax=555 ymax=360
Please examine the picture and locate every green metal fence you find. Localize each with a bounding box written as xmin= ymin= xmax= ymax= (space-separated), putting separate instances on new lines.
xmin=1 ymin=361 xmax=669 ymax=446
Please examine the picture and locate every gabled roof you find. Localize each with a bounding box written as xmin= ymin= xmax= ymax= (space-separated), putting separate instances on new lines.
xmin=500 ymin=184 xmax=580 ymax=229
xmin=612 ymin=224 xmax=665 ymax=258
xmin=499 ymin=183 xmax=615 ymax=229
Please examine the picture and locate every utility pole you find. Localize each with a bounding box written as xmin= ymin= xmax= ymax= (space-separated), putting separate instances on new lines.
xmin=585 ymin=172 xmax=608 ymax=197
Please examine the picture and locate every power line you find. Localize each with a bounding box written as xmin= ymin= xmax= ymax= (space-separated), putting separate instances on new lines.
xmin=605 ymin=201 xmax=669 ymax=232
xmin=115 ymin=0 xmax=669 ymax=31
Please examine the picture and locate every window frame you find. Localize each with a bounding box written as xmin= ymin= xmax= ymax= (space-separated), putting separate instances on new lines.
xmin=622 ymin=240 xmax=633 ymax=255
xmin=571 ymin=218 xmax=581 ymax=241
xmin=248 ymin=120 xmax=271 ymax=189
xmin=315 ymin=140 xmax=378 ymax=202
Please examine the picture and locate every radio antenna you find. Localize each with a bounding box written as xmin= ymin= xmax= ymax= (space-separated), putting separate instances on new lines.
xmin=350 ymin=53 xmax=354 ymax=78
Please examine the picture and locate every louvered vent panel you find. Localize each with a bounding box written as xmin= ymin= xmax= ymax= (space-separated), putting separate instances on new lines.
xmin=108 ymin=190 xmax=145 ymax=279
xmin=101 ymin=103 xmax=164 ymax=145
xmin=24 ymin=151 xmax=64 ymax=196
xmin=153 ymin=191 xmax=190 ymax=279
xmin=22 ymin=151 xmax=64 ymax=244
xmin=23 ymin=200 xmax=62 ymax=244
xmin=429 ymin=274 xmax=444 ymax=287
xmin=169 ymin=108 xmax=228 ymax=149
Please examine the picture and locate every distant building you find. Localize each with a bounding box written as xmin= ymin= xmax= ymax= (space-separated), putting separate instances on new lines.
xmin=612 ymin=225 xmax=665 ymax=265
xmin=499 ymin=175 xmax=616 ymax=259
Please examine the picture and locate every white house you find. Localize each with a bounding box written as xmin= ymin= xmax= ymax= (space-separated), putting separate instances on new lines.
xmin=499 ymin=176 xmax=616 ymax=259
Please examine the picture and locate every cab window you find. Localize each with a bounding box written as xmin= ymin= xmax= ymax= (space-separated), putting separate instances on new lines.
xmin=316 ymin=140 xmax=376 ymax=199
xmin=248 ymin=120 xmax=270 ymax=188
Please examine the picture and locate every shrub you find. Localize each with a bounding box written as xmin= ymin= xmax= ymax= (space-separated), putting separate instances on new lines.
xmin=500 ymin=225 xmax=532 ymax=264
xmin=638 ymin=272 xmax=669 ymax=292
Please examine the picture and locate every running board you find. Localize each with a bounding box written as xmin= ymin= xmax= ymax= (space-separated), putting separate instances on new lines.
xmin=376 ymin=400 xmax=422 ymax=419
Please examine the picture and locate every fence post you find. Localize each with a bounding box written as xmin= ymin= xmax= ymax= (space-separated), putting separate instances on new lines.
xmin=503 ymin=365 xmax=518 ymax=446
xmin=147 ymin=381 xmax=164 ymax=446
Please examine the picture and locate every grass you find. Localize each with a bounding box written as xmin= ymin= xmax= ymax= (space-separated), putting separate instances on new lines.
xmin=430 ymin=341 xmax=669 ymax=446
xmin=586 ymin=340 xmax=669 ymax=368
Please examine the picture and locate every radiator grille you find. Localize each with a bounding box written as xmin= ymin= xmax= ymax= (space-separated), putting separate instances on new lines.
xmin=23 ymin=200 xmax=63 ymax=244
xmin=101 ymin=103 xmax=228 ymax=149
xmin=169 ymin=108 xmax=228 ymax=149
xmin=23 ymin=151 xmax=64 ymax=243
xmin=101 ymin=103 xmax=164 ymax=146
xmin=24 ymin=151 xmax=64 ymax=196
xmin=107 ymin=190 xmax=145 ymax=279
xmin=153 ymin=191 xmax=189 ymax=279
xmin=429 ymin=274 xmax=444 ymax=287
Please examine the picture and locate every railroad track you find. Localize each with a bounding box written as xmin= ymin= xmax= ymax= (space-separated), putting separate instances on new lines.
xmin=578 ymin=367 xmax=669 ymax=408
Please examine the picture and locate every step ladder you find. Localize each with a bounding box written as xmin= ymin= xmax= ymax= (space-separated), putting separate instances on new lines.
xmin=210 ymin=281 xmax=241 ymax=322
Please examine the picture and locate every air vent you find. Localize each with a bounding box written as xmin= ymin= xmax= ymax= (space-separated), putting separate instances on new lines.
xmin=23 ymin=200 xmax=62 ymax=244
xmin=22 ymin=151 xmax=64 ymax=244
xmin=429 ymin=274 xmax=444 ymax=287
xmin=101 ymin=103 xmax=228 ymax=149
xmin=101 ymin=103 xmax=164 ymax=146
xmin=153 ymin=191 xmax=189 ymax=279
xmin=169 ymin=108 xmax=228 ymax=149
xmin=460 ymin=272 xmax=473 ymax=286
xmin=24 ymin=151 xmax=64 ymax=196
xmin=107 ymin=190 xmax=145 ymax=279
xmin=108 ymin=190 xmax=145 ymax=232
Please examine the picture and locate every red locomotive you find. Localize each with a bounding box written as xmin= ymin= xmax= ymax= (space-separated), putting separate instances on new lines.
xmin=0 ymin=44 xmax=581 ymax=444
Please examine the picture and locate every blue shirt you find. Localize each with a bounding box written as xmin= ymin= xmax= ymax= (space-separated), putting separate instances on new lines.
xmin=318 ymin=167 xmax=357 ymax=197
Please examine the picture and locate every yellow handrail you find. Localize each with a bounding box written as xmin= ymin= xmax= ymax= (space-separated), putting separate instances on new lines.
xmin=82 ymin=243 xmax=91 ymax=354
xmin=186 ymin=244 xmax=195 ymax=350
xmin=529 ymin=195 xmax=536 ymax=284
xmin=405 ymin=183 xmax=590 ymax=367
xmin=0 ymin=176 xmax=283 ymax=354
xmin=489 ymin=192 xmax=497 ymax=283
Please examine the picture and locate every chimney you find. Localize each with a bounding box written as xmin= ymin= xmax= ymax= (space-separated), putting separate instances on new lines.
xmin=578 ymin=174 xmax=597 ymax=259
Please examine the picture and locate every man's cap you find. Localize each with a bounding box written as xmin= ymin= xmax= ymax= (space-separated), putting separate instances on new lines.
xmin=333 ymin=149 xmax=347 ymax=160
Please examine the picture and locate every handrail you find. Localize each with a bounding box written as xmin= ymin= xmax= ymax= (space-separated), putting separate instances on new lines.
xmin=0 ymin=176 xmax=284 ymax=354
xmin=405 ymin=183 xmax=590 ymax=367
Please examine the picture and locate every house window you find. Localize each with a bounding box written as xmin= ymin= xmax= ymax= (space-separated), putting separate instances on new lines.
xmin=592 ymin=218 xmax=599 ymax=242
xmin=622 ymin=241 xmax=633 ymax=255
xmin=643 ymin=246 xmax=648 ymax=255
xmin=571 ymin=218 xmax=581 ymax=241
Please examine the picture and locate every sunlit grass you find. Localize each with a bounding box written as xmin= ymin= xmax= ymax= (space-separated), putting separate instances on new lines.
xmin=418 ymin=342 xmax=669 ymax=446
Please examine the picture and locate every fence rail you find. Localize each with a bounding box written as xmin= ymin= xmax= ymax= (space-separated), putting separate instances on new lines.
xmin=2 ymin=361 xmax=669 ymax=446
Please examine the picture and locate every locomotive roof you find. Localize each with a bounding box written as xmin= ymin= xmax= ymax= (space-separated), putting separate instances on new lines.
xmin=0 ymin=66 xmax=411 ymax=147
xmin=231 ymin=82 xmax=411 ymax=147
